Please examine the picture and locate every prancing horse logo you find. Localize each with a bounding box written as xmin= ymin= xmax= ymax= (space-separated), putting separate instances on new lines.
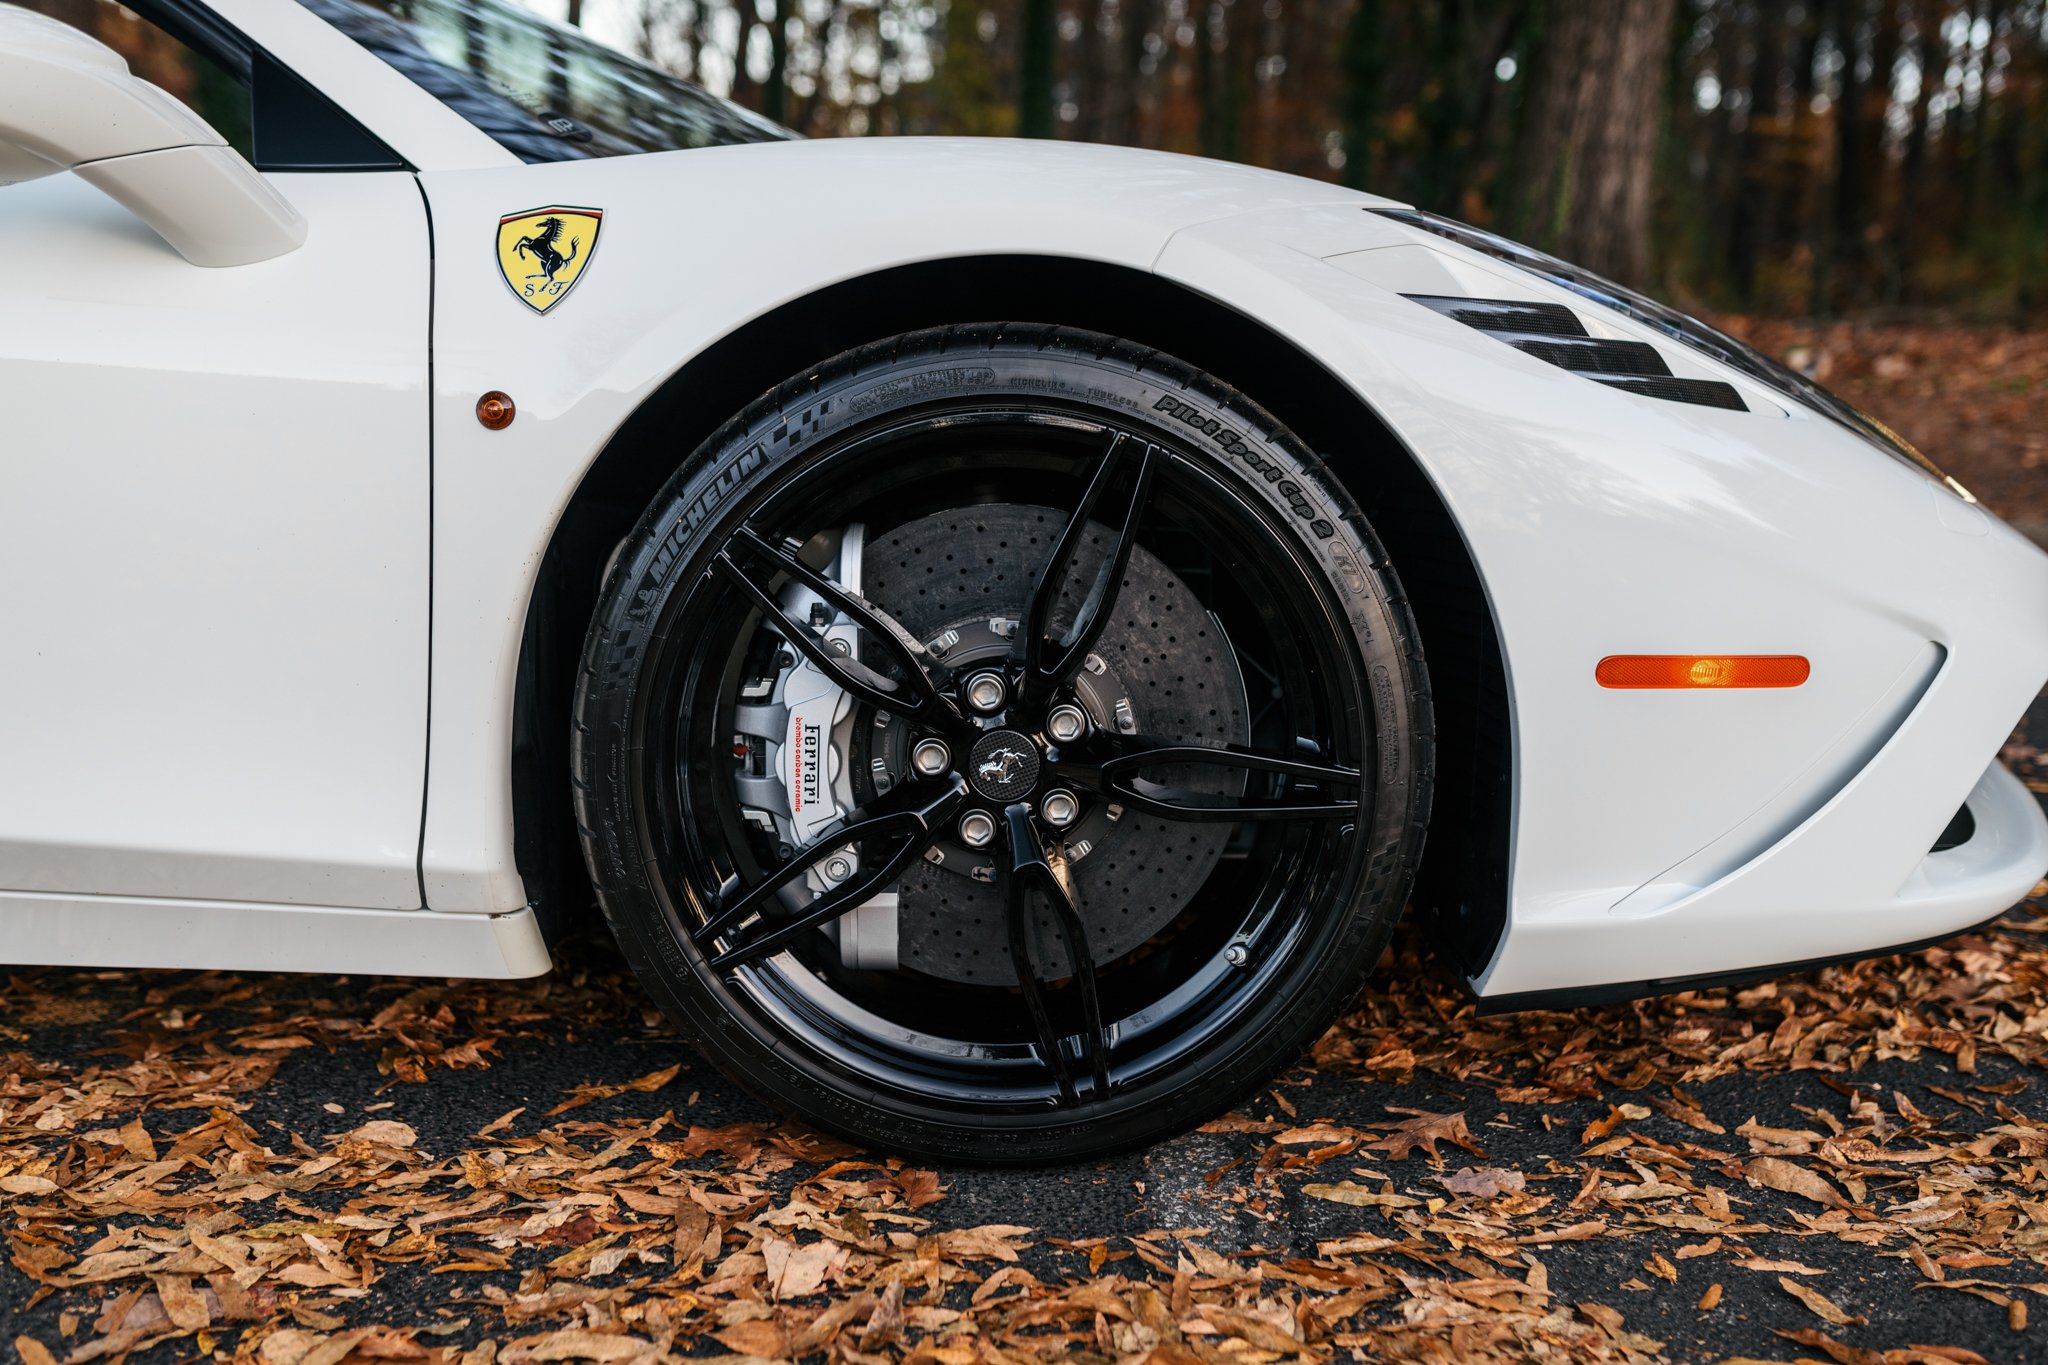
xmin=967 ymin=729 xmax=1041 ymax=800
xmin=977 ymin=748 xmax=1028 ymax=785
xmin=514 ymin=217 xmax=578 ymax=282
xmin=495 ymin=205 xmax=604 ymax=315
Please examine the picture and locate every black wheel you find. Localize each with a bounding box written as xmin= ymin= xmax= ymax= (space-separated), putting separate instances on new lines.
xmin=573 ymin=325 xmax=1431 ymax=1163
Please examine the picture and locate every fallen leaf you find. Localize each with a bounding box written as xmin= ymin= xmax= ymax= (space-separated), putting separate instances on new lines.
xmin=1365 ymin=1109 xmax=1483 ymax=1162
xmin=350 ymin=1119 xmax=419 ymax=1149
xmin=1302 ymin=1182 xmax=1421 ymax=1209
xmin=1437 ymin=1166 xmax=1525 ymax=1198
xmin=1747 ymin=1156 xmax=1849 ymax=1208
xmin=1779 ymin=1276 xmax=1867 ymax=1326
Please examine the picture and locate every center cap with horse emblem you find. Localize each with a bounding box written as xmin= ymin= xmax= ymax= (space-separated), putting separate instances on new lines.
xmin=496 ymin=205 xmax=604 ymax=314
xmin=967 ymin=729 xmax=1041 ymax=803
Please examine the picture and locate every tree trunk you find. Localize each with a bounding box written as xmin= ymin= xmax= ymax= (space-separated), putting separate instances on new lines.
xmin=763 ymin=0 xmax=791 ymax=125
xmin=1726 ymin=0 xmax=1787 ymax=306
xmin=1117 ymin=0 xmax=1154 ymax=145
xmin=1339 ymin=0 xmax=1385 ymax=191
xmin=1888 ymin=0 xmax=1942 ymax=303
xmin=1408 ymin=1 xmax=1472 ymax=210
xmin=1195 ymin=0 xmax=1222 ymax=157
xmin=1822 ymin=0 xmax=1866 ymax=313
xmin=1510 ymin=0 xmax=1678 ymax=285
xmin=1018 ymin=0 xmax=1057 ymax=137
xmin=730 ymin=0 xmax=760 ymax=107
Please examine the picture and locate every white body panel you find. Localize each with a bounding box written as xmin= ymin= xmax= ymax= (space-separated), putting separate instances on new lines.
xmin=0 ymin=0 xmax=2042 ymax=990
xmin=0 ymin=889 xmax=548 ymax=975
xmin=0 ymin=171 xmax=430 ymax=909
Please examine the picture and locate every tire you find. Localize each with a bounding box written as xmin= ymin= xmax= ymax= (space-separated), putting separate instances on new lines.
xmin=573 ymin=324 xmax=1431 ymax=1164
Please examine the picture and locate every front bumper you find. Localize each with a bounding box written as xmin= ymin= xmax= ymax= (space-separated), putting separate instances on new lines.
xmin=1475 ymin=757 xmax=2048 ymax=1009
xmin=1156 ymin=204 xmax=2048 ymax=1000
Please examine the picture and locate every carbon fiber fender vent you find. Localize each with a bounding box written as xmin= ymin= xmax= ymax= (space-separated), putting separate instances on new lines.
xmin=1407 ymin=295 xmax=1586 ymax=337
xmin=1405 ymin=294 xmax=1748 ymax=412
xmin=1588 ymin=375 xmax=1750 ymax=411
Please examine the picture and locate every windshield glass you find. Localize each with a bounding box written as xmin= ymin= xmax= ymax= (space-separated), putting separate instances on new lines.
xmin=296 ymin=0 xmax=792 ymax=161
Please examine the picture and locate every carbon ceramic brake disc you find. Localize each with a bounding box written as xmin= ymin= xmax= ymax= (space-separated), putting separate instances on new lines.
xmin=861 ymin=505 xmax=1249 ymax=985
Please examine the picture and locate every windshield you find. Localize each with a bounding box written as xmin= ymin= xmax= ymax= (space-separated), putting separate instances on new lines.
xmin=296 ymin=0 xmax=792 ymax=161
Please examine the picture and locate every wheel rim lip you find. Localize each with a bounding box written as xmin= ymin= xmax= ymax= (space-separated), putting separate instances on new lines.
xmin=627 ymin=402 xmax=1380 ymax=1112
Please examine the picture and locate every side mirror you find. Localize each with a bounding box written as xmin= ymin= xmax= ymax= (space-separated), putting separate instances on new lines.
xmin=0 ymin=2 xmax=305 ymax=266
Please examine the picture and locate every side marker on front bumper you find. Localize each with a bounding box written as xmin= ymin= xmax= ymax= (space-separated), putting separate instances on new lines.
xmin=1597 ymin=655 xmax=1811 ymax=688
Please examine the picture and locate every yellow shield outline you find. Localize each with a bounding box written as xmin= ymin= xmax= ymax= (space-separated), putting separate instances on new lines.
xmin=496 ymin=205 xmax=604 ymax=315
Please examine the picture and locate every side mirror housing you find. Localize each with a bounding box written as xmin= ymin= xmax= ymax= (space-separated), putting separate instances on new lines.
xmin=0 ymin=2 xmax=306 ymax=266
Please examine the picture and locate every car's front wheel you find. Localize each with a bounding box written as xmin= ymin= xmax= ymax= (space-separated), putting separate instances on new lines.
xmin=573 ymin=325 xmax=1431 ymax=1163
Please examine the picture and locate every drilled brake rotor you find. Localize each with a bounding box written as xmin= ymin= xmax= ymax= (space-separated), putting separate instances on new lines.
xmin=861 ymin=505 xmax=1249 ymax=986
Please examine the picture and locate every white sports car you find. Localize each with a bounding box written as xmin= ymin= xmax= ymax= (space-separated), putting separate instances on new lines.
xmin=6 ymin=0 xmax=2046 ymax=1162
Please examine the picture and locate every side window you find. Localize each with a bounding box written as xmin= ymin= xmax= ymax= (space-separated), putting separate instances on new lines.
xmin=17 ymin=0 xmax=253 ymax=159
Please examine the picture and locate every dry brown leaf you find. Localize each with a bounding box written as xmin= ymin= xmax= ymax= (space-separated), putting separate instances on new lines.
xmin=1301 ymin=1181 xmax=1420 ymax=1209
xmin=1779 ymin=1276 xmax=1867 ymax=1326
xmin=1366 ymin=1108 xmax=1483 ymax=1162
xmin=1437 ymin=1166 xmax=1525 ymax=1198
xmin=1189 ymin=1306 xmax=1301 ymax=1353
xmin=712 ymin=1318 xmax=789 ymax=1358
xmin=153 ymin=1274 xmax=210 ymax=1331
xmin=859 ymin=1278 xmax=905 ymax=1349
xmin=350 ymin=1119 xmax=419 ymax=1149
xmin=1746 ymin=1156 xmax=1849 ymax=1207
xmin=502 ymin=1329 xmax=653 ymax=1362
xmin=1773 ymin=1327 xmax=1884 ymax=1365
xmin=892 ymin=1168 xmax=945 ymax=1209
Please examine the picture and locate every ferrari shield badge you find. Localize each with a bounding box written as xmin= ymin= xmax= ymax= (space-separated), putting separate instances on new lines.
xmin=496 ymin=206 xmax=603 ymax=314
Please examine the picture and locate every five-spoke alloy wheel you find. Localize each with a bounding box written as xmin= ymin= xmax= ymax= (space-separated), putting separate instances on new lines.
xmin=575 ymin=326 xmax=1431 ymax=1162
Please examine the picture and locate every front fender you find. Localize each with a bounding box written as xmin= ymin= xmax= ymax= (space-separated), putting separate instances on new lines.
xmin=417 ymin=140 xmax=1385 ymax=913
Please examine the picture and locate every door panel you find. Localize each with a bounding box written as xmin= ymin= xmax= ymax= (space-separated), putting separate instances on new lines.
xmin=0 ymin=171 xmax=428 ymax=908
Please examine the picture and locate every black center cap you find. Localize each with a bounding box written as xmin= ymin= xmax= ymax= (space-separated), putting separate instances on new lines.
xmin=968 ymin=729 xmax=1041 ymax=802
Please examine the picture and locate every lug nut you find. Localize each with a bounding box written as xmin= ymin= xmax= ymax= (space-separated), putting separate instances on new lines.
xmin=1041 ymin=789 xmax=1080 ymax=828
xmin=958 ymin=810 xmax=997 ymax=848
xmin=910 ymin=738 xmax=951 ymax=777
xmin=1045 ymin=703 xmax=1089 ymax=743
xmin=964 ymin=671 xmax=1007 ymax=714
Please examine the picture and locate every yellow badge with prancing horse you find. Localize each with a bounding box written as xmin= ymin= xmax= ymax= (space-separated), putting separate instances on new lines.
xmin=496 ymin=205 xmax=603 ymax=314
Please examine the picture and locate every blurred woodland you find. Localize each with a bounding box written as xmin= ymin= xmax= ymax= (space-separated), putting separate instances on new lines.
xmin=589 ymin=0 xmax=2048 ymax=323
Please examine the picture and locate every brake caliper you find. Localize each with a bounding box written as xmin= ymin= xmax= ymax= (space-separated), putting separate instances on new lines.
xmin=731 ymin=526 xmax=866 ymax=907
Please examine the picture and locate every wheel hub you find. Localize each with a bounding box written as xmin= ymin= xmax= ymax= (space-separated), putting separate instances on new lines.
xmin=724 ymin=502 xmax=1255 ymax=987
xmin=967 ymin=728 xmax=1041 ymax=801
xmin=864 ymin=505 xmax=1252 ymax=986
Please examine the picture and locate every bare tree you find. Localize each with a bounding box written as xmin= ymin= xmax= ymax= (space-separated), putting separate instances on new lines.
xmin=1511 ymin=0 xmax=1679 ymax=285
xmin=1019 ymin=0 xmax=1057 ymax=135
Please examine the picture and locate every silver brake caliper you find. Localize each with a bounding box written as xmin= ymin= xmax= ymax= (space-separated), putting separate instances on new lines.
xmin=730 ymin=525 xmax=901 ymax=969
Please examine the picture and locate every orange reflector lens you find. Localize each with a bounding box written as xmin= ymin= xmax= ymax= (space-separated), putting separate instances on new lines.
xmin=1596 ymin=655 xmax=1810 ymax=689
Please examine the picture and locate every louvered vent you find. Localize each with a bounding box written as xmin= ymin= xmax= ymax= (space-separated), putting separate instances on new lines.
xmin=1406 ymin=295 xmax=1747 ymax=412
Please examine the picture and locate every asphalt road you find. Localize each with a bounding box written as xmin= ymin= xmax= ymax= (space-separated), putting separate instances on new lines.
xmin=4 ymin=695 xmax=2047 ymax=1364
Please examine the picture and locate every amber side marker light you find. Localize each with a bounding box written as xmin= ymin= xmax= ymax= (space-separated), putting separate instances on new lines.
xmin=477 ymin=390 xmax=516 ymax=430
xmin=1596 ymin=655 xmax=1810 ymax=689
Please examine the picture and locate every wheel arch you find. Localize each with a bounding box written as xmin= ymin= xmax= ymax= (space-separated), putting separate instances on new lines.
xmin=513 ymin=254 xmax=1511 ymax=978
